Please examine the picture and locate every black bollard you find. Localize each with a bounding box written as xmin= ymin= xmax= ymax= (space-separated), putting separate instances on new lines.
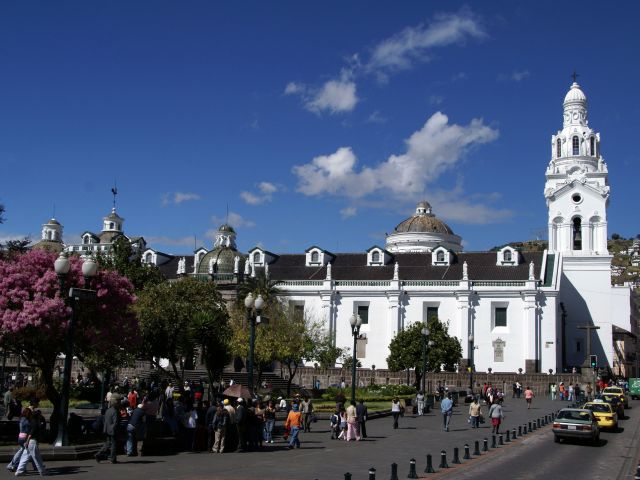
xmin=537 ymin=418 xmax=541 ymax=428
xmin=452 ymin=447 xmax=461 ymax=464
xmin=518 ymin=425 xmax=522 ymax=436
xmin=528 ymin=421 xmax=533 ymax=432
xmin=506 ymin=430 xmax=511 ymax=442
xmin=523 ymin=423 xmax=528 ymax=434
xmin=424 ymin=454 xmax=436 ymax=474
xmin=491 ymin=435 xmax=497 ymax=448
xmin=439 ymin=450 xmax=449 ymax=469
xmin=389 ymin=463 xmax=399 ymax=480
xmin=512 ymin=427 xmax=517 ymax=439
xmin=532 ymin=421 xmax=537 ymax=431
xmin=473 ymin=441 xmax=481 ymax=456
xmin=345 ymin=474 xmax=352 ymax=480
xmin=483 ymin=438 xmax=489 ymax=452
xmin=369 ymin=467 xmax=376 ymax=480
xmin=407 ymin=458 xmax=418 ymax=479
xmin=463 ymin=444 xmax=471 ymax=460
xmin=499 ymin=434 xmax=504 ymax=446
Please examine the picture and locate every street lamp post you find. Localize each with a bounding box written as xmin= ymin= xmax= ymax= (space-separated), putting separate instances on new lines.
xmin=349 ymin=314 xmax=363 ymax=404
xmin=469 ymin=334 xmax=475 ymax=394
xmin=54 ymin=253 xmax=98 ymax=447
xmin=244 ymin=293 xmax=264 ymax=397
xmin=421 ymin=327 xmax=430 ymax=394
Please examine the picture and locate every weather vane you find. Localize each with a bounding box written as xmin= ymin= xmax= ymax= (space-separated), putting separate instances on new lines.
xmin=111 ymin=182 xmax=118 ymax=209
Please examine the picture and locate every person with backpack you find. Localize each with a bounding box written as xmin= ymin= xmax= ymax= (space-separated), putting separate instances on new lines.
xmin=488 ymin=399 xmax=505 ymax=434
xmin=284 ymin=403 xmax=303 ymax=449
xmin=329 ymin=410 xmax=340 ymax=439
xmin=211 ymin=405 xmax=229 ymax=453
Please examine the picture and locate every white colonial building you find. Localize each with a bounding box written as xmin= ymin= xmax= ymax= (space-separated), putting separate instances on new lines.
xmin=179 ymin=80 xmax=632 ymax=374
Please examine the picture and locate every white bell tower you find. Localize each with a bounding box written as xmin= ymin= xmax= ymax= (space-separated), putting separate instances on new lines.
xmin=544 ymin=79 xmax=610 ymax=255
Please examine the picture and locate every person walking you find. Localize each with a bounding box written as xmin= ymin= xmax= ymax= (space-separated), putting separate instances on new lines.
xmin=235 ymin=398 xmax=247 ymax=453
xmin=488 ymin=400 xmax=504 ymax=434
xmin=345 ymin=400 xmax=361 ymax=441
xmin=284 ymin=403 xmax=303 ymax=449
xmin=468 ymin=397 xmax=482 ymax=429
xmin=95 ymin=397 xmax=120 ymax=464
xmin=301 ymin=396 xmax=313 ymax=433
xmin=356 ymin=400 xmax=368 ymax=438
xmin=391 ymin=397 xmax=402 ymax=429
xmin=416 ymin=391 xmax=425 ymax=416
xmin=440 ymin=393 xmax=453 ymax=432
xmin=524 ymin=386 xmax=535 ymax=409
xmin=14 ymin=408 xmax=47 ymax=476
xmin=586 ymin=382 xmax=593 ymax=401
xmin=6 ymin=408 xmax=37 ymax=473
xmin=550 ymin=383 xmax=557 ymax=400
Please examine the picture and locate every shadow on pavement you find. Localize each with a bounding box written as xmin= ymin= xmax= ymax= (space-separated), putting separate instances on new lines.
xmin=47 ymin=466 xmax=88 ymax=476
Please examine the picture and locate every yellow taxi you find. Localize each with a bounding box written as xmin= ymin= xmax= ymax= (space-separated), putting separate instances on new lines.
xmin=583 ymin=399 xmax=618 ymax=430
xmin=602 ymin=386 xmax=629 ymax=408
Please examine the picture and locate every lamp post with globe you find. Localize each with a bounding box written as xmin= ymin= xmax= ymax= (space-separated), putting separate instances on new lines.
xmin=53 ymin=253 xmax=98 ymax=447
xmin=349 ymin=314 xmax=363 ymax=404
xmin=244 ymin=292 xmax=264 ymax=396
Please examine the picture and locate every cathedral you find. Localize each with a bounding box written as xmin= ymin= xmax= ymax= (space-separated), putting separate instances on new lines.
xmin=34 ymin=81 xmax=637 ymax=375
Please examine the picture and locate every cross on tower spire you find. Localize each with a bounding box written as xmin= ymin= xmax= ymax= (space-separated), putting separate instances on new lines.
xmin=571 ymin=69 xmax=580 ymax=83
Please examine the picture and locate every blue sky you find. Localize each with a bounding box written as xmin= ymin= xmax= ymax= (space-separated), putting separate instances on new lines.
xmin=1 ymin=1 xmax=638 ymax=255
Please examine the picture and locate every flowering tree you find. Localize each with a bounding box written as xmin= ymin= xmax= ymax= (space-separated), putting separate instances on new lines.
xmin=0 ymin=249 xmax=137 ymax=428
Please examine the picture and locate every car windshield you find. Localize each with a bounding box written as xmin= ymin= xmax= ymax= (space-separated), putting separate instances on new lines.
xmin=585 ymin=404 xmax=611 ymax=413
xmin=602 ymin=395 xmax=619 ymax=404
xmin=604 ymin=387 xmax=623 ymax=394
xmin=557 ymin=410 xmax=592 ymax=421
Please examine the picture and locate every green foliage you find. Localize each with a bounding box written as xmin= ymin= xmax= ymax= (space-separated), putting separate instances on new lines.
xmin=97 ymin=236 xmax=164 ymax=291
xmin=0 ymin=237 xmax=30 ymax=260
xmin=387 ymin=318 xmax=462 ymax=386
xmin=340 ymin=350 xmax=362 ymax=370
xmin=136 ymin=277 xmax=230 ymax=380
xmin=320 ymin=384 xmax=417 ymax=402
xmin=611 ymin=233 xmax=621 ymax=240
xmin=313 ymin=339 xmax=344 ymax=369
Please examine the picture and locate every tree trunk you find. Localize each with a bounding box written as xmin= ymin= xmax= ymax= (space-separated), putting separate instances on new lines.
xmin=39 ymin=361 xmax=61 ymax=441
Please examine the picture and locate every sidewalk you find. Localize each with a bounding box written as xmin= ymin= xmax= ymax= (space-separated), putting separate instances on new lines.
xmin=0 ymin=395 xmax=563 ymax=479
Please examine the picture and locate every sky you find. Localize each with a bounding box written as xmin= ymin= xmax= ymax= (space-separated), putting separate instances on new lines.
xmin=1 ymin=1 xmax=638 ymax=256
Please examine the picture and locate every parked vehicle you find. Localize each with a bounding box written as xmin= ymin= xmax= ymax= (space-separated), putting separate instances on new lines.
xmin=552 ymin=408 xmax=600 ymax=444
xmin=602 ymin=386 xmax=628 ymax=408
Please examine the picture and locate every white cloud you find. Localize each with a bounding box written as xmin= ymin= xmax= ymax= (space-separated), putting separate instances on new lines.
xmin=366 ymin=110 xmax=387 ymax=124
xmin=367 ymin=10 xmax=486 ymax=74
xmin=211 ymin=211 xmax=255 ymax=229
xmin=340 ymin=207 xmax=357 ymax=219
xmin=145 ymin=235 xmax=196 ymax=247
xmin=162 ymin=192 xmax=201 ymax=206
xmin=293 ymin=112 xmax=498 ymax=199
xmin=498 ymin=70 xmax=531 ymax=82
xmin=240 ymin=182 xmax=279 ymax=205
xmin=306 ymin=79 xmax=358 ymax=114
xmin=429 ymin=95 xmax=445 ymax=105
xmin=284 ymin=82 xmax=305 ymax=95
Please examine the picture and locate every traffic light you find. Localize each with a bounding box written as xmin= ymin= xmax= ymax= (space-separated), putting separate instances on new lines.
xmin=590 ymin=355 xmax=597 ymax=368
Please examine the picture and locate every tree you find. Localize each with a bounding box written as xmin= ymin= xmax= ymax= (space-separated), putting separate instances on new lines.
xmin=136 ymin=277 xmax=230 ymax=382
xmin=0 ymin=237 xmax=30 ymax=260
xmin=611 ymin=233 xmax=621 ymax=240
xmin=236 ymin=270 xmax=283 ymax=306
xmin=0 ymin=249 xmax=136 ymax=434
xmin=313 ymin=336 xmax=344 ymax=369
xmin=386 ymin=318 xmax=462 ymax=388
xmin=96 ymin=236 xmax=164 ymax=292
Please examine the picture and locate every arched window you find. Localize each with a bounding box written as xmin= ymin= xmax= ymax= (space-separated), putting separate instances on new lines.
xmin=253 ymin=252 xmax=261 ymax=263
xmin=83 ymin=236 xmax=89 ymax=244
xmin=572 ymin=136 xmax=579 ymax=156
xmin=436 ymin=251 xmax=445 ymax=262
xmin=372 ymin=251 xmax=380 ymax=263
xmin=47 ymin=231 xmax=52 ymax=240
xmin=109 ymin=222 xmax=114 ymax=230
xmin=504 ymin=250 xmax=512 ymax=262
xmin=311 ymin=251 xmax=319 ymax=263
xmin=145 ymin=253 xmax=153 ymax=263
xmin=590 ymin=137 xmax=595 ymax=156
xmin=573 ymin=217 xmax=582 ymax=250
xmin=556 ymin=138 xmax=562 ymax=158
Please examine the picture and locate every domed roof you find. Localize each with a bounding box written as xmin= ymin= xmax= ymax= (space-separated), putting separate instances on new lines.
xmin=564 ymin=82 xmax=587 ymax=104
xmin=104 ymin=207 xmax=124 ymax=221
xmin=47 ymin=218 xmax=60 ymax=225
xmin=197 ymin=246 xmax=244 ymax=275
xmin=218 ymin=224 xmax=236 ymax=233
xmin=393 ymin=202 xmax=454 ymax=235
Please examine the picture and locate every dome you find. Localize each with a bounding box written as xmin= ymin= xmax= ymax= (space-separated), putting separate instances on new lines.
xmin=197 ymin=246 xmax=245 ymax=275
xmin=218 ymin=224 xmax=236 ymax=233
xmin=393 ymin=203 xmax=454 ymax=235
xmin=47 ymin=218 xmax=60 ymax=225
xmin=564 ymin=82 xmax=587 ymax=104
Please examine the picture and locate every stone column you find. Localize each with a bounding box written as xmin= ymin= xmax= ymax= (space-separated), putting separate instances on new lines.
xmin=523 ymin=294 xmax=538 ymax=373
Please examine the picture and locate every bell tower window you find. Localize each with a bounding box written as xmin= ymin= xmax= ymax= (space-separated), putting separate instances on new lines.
xmin=556 ymin=138 xmax=562 ymax=158
xmin=572 ymin=217 xmax=582 ymax=250
xmin=590 ymin=137 xmax=595 ymax=156
xmin=572 ymin=136 xmax=579 ymax=156
xmin=253 ymin=252 xmax=260 ymax=263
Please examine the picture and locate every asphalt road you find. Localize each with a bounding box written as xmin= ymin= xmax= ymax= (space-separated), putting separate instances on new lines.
xmin=444 ymin=399 xmax=640 ymax=480
xmin=15 ymin=396 xmax=640 ymax=479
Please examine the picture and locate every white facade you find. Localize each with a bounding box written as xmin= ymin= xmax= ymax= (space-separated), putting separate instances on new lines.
xmin=263 ymin=81 xmax=634 ymax=374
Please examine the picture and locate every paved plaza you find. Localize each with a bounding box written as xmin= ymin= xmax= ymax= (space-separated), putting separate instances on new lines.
xmin=2 ymin=395 xmax=591 ymax=479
